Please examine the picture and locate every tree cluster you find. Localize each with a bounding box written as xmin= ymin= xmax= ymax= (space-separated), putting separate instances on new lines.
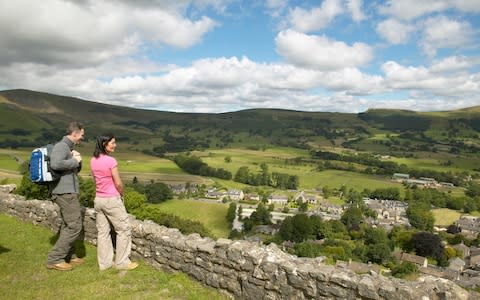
xmin=234 ymin=163 xmax=298 ymax=189
xmin=173 ymin=154 xmax=232 ymax=180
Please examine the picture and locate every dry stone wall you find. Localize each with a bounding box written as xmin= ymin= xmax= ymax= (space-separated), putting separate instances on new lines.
xmin=0 ymin=185 xmax=475 ymax=300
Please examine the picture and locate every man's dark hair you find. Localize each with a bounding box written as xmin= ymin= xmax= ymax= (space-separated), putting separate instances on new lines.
xmin=67 ymin=121 xmax=84 ymax=134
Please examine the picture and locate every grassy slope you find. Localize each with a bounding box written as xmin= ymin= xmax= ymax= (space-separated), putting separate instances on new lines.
xmin=151 ymin=200 xmax=230 ymax=239
xmin=432 ymin=208 xmax=463 ymax=226
xmin=0 ymin=214 xmax=228 ymax=300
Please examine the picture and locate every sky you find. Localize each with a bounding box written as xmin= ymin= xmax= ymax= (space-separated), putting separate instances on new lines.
xmin=0 ymin=0 xmax=479 ymax=113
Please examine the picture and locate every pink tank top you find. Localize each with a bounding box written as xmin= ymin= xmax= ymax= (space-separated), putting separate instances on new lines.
xmin=90 ymin=154 xmax=120 ymax=197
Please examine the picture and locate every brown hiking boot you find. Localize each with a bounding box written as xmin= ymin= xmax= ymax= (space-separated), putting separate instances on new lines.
xmin=69 ymin=257 xmax=85 ymax=267
xmin=47 ymin=262 xmax=73 ymax=271
xmin=116 ymin=262 xmax=138 ymax=270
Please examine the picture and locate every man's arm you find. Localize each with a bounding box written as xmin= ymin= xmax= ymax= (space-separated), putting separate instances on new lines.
xmin=50 ymin=143 xmax=79 ymax=171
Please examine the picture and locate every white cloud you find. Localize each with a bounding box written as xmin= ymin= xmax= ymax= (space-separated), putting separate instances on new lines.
xmin=430 ymin=55 xmax=477 ymax=73
xmin=275 ymin=30 xmax=373 ymax=70
xmin=419 ymin=15 xmax=474 ymax=57
xmin=287 ymin=0 xmax=343 ymax=32
xmin=378 ymin=0 xmax=449 ymax=20
xmin=346 ymin=0 xmax=366 ymax=22
xmin=0 ymin=55 xmax=386 ymax=112
xmin=448 ymin=0 xmax=480 ymax=13
xmin=0 ymin=0 xmax=217 ymax=67
xmin=381 ymin=60 xmax=480 ymax=97
xmin=376 ymin=19 xmax=415 ymax=45
xmin=265 ymin=0 xmax=289 ymax=17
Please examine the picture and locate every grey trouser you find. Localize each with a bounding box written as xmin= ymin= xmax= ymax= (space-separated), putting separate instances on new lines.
xmin=47 ymin=193 xmax=83 ymax=265
xmin=94 ymin=196 xmax=132 ymax=270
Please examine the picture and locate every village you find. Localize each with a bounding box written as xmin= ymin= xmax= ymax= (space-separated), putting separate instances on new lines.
xmin=168 ymin=173 xmax=480 ymax=290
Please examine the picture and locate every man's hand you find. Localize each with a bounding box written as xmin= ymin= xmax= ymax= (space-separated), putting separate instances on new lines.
xmin=72 ymin=150 xmax=82 ymax=163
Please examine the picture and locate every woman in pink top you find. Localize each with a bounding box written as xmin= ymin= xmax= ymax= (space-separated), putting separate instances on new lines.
xmin=90 ymin=134 xmax=137 ymax=271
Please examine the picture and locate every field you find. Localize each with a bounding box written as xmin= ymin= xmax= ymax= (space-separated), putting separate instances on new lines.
xmin=151 ymin=199 xmax=230 ymax=239
xmin=432 ymin=208 xmax=462 ymax=226
xmin=197 ymin=147 xmax=406 ymax=192
xmin=0 ymin=144 xmax=474 ymax=237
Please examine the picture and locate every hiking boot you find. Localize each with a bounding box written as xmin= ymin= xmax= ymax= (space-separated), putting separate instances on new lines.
xmin=69 ymin=257 xmax=85 ymax=266
xmin=117 ymin=262 xmax=138 ymax=270
xmin=47 ymin=262 xmax=73 ymax=271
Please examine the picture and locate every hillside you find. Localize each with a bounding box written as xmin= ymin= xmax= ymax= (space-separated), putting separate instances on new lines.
xmin=0 ymin=89 xmax=479 ymax=157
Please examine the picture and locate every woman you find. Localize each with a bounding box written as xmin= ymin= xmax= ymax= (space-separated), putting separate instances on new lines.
xmin=90 ymin=134 xmax=138 ymax=270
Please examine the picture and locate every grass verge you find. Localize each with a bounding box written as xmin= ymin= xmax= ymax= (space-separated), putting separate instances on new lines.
xmin=0 ymin=214 xmax=229 ymax=300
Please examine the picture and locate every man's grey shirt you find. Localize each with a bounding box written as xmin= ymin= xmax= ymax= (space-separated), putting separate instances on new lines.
xmin=50 ymin=136 xmax=81 ymax=194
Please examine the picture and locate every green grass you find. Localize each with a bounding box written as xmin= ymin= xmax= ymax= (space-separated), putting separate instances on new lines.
xmin=313 ymin=170 xmax=404 ymax=193
xmin=432 ymin=208 xmax=462 ymax=226
xmin=151 ymin=200 xmax=230 ymax=239
xmin=0 ymin=214 xmax=228 ymax=300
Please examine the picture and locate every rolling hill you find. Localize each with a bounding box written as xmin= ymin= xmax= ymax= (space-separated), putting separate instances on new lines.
xmin=0 ymin=89 xmax=479 ymax=158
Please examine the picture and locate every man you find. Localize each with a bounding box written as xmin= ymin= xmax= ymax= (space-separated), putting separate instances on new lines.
xmin=46 ymin=122 xmax=85 ymax=271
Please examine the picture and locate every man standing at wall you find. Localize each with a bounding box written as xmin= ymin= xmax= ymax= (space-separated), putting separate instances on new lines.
xmin=46 ymin=122 xmax=85 ymax=271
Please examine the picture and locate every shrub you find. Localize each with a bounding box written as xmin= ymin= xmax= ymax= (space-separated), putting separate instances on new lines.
xmin=392 ymin=262 xmax=418 ymax=278
xmin=123 ymin=188 xmax=147 ymax=212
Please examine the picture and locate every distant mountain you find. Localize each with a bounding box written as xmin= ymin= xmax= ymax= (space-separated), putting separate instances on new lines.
xmin=0 ymin=89 xmax=479 ymax=156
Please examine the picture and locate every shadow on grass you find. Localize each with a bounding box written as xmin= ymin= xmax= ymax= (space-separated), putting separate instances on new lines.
xmin=0 ymin=244 xmax=11 ymax=254
xmin=49 ymin=230 xmax=87 ymax=259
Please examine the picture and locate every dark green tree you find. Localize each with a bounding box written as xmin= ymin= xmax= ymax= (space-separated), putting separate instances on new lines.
xmin=411 ymin=231 xmax=444 ymax=260
xmin=145 ymin=182 xmax=173 ymax=204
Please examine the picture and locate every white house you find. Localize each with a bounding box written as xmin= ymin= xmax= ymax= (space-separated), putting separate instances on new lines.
xmin=267 ymin=194 xmax=288 ymax=205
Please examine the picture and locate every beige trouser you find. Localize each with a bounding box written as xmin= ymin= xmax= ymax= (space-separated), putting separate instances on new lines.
xmin=94 ymin=195 xmax=132 ymax=270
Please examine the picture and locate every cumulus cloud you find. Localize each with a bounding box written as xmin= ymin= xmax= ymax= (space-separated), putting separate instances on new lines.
xmin=450 ymin=0 xmax=480 ymax=12
xmin=0 ymin=0 xmax=478 ymax=114
xmin=378 ymin=0 xmax=449 ymax=20
xmin=0 ymin=0 xmax=216 ymax=67
xmin=430 ymin=56 xmax=478 ymax=73
xmin=287 ymin=0 xmax=343 ymax=32
xmin=419 ymin=15 xmax=474 ymax=57
xmin=346 ymin=0 xmax=366 ymax=22
xmin=376 ymin=19 xmax=415 ymax=45
xmin=265 ymin=0 xmax=289 ymax=17
xmin=381 ymin=60 xmax=480 ymax=97
xmin=275 ymin=30 xmax=373 ymax=70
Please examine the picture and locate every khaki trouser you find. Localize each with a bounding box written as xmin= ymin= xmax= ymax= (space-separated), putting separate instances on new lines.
xmin=47 ymin=193 xmax=83 ymax=265
xmin=94 ymin=195 xmax=132 ymax=270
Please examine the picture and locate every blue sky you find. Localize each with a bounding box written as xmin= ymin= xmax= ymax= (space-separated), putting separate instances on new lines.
xmin=0 ymin=0 xmax=479 ymax=113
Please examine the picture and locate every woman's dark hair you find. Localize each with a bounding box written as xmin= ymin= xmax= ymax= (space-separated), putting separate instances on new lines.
xmin=93 ymin=133 xmax=115 ymax=158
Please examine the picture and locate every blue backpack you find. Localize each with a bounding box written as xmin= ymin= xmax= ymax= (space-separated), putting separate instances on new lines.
xmin=29 ymin=144 xmax=60 ymax=183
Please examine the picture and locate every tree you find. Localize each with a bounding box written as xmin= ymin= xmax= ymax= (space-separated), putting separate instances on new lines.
xmin=366 ymin=243 xmax=391 ymax=264
xmin=466 ymin=183 xmax=480 ymax=198
xmin=341 ymin=206 xmax=364 ymax=229
xmin=224 ymin=156 xmax=232 ymax=163
xmin=290 ymin=214 xmax=313 ymax=243
xmin=145 ymin=182 xmax=173 ymax=203
xmin=234 ymin=166 xmax=250 ymax=183
xmin=464 ymin=198 xmax=477 ymax=213
xmin=260 ymin=163 xmax=270 ymax=186
xmin=411 ymin=231 xmax=444 ymax=260
xmin=322 ymin=186 xmax=332 ymax=199
xmin=364 ymin=227 xmax=389 ymax=245
xmin=389 ymin=227 xmax=415 ymax=250
xmin=406 ymin=203 xmax=434 ymax=231
xmin=226 ymin=202 xmax=237 ymax=223
xmin=298 ymin=201 xmax=309 ymax=212
xmin=279 ymin=216 xmax=293 ymax=241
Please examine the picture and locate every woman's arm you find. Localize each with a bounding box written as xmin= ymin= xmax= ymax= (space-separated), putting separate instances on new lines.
xmin=111 ymin=166 xmax=124 ymax=195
